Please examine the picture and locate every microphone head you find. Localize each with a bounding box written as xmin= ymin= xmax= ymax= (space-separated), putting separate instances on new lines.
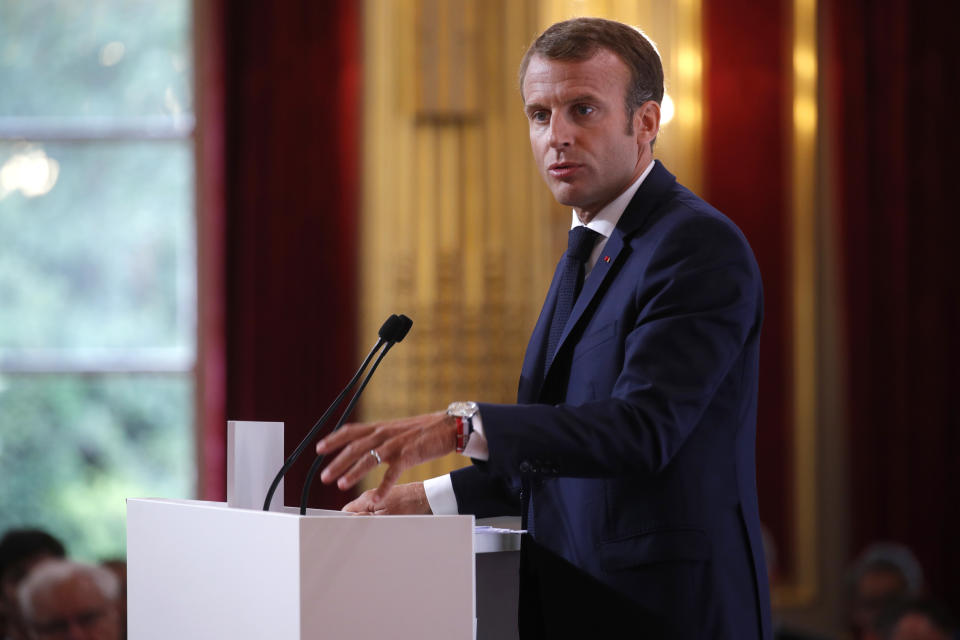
xmin=393 ymin=314 xmax=413 ymax=342
xmin=378 ymin=315 xmax=401 ymax=341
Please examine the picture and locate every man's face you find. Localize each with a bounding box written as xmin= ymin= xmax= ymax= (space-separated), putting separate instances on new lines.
xmin=522 ymin=50 xmax=658 ymax=223
xmin=890 ymin=613 xmax=951 ymax=640
xmin=853 ymin=568 xmax=909 ymax=633
xmin=24 ymin=575 xmax=118 ymax=640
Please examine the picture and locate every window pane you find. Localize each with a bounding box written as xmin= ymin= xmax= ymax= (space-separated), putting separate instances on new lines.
xmin=0 ymin=374 xmax=194 ymax=560
xmin=0 ymin=140 xmax=195 ymax=355
xmin=0 ymin=0 xmax=192 ymax=118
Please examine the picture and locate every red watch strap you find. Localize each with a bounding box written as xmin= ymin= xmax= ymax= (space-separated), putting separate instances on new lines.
xmin=455 ymin=416 xmax=466 ymax=453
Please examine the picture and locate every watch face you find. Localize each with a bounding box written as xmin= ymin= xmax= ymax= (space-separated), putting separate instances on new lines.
xmin=447 ymin=401 xmax=479 ymax=417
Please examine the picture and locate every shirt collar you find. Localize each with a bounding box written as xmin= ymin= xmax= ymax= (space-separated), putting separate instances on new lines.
xmin=570 ymin=160 xmax=655 ymax=237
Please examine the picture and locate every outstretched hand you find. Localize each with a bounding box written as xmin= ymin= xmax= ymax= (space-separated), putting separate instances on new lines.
xmin=316 ymin=411 xmax=457 ymax=505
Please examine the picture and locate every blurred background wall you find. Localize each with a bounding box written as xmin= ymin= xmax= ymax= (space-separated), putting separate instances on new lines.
xmin=1 ymin=0 xmax=957 ymax=636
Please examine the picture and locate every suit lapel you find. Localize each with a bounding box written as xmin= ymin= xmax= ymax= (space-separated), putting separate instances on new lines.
xmin=540 ymin=161 xmax=677 ymax=388
xmin=517 ymin=263 xmax=564 ymax=403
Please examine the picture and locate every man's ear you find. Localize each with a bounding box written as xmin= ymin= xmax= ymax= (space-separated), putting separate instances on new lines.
xmin=634 ymin=100 xmax=661 ymax=146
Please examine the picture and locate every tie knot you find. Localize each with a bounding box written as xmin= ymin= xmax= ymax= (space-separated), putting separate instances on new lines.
xmin=567 ymin=226 xmax=600 ymax=262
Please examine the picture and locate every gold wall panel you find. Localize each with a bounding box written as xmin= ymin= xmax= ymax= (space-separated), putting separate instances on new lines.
xmin=360 ymin=0 xmax=703 ymax=487
xmin=413 ymin=0 xmax=482 ymax=117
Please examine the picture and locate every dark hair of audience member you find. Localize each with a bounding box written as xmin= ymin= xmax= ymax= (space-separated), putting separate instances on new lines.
xmin=0 ymin=528 xmax=68 ymax=640
xmin=0 ymin=529 xmax=67 ymax=588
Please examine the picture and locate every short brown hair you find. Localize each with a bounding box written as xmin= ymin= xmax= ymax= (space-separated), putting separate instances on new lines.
xmin=519 ymin=17 xmax=664 ymax=116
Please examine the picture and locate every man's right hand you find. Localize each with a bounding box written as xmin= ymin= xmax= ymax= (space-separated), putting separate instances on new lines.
xmin=342 ymin=481 xmax=432 ymax=515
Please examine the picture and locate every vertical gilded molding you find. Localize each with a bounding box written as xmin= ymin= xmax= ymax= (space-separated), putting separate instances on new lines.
xmin=776 ymin=0 xmax=819 ymax=607
xmin=674 ymin=0 xmax=703 ymax=195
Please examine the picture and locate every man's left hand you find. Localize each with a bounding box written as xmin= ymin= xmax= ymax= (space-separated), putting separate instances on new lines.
xmin=316 ymin=411 xmax=457 ymax=504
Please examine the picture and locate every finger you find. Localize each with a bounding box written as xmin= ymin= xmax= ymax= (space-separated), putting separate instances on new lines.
xmin=336 ymin=446 xmax=383 ymax=490
xmin=315 ymin=423 xmax=375 ymax=455
xmin=316 ymin=423 xmax=374 ymax=455
xmin=343 ymin=507 xmax=373 ymax=515
xmin=342 ymin=491 xmax=377 ymax=513
xmin=372 ymin=463 xmax=405 ymax=505
xmin=320 ymin=434 xmax=383 ymax=484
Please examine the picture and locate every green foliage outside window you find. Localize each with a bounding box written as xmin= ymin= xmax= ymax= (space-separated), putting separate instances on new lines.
xmin=0 ymin=376 xmax=192 ymax=560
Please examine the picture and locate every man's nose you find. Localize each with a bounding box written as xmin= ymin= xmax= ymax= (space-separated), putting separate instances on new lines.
xmin=548 ymin=113 xmax=572 ymax=148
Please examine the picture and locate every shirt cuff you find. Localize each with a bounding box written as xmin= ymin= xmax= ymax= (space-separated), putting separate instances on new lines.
xmin=461 ymin=409 xmax=489 ymax=461
xmin=423 ymin=474 xmax=459 ymax=515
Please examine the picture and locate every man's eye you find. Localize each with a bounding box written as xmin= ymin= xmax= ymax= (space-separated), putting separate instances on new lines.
xmin=575 ymin=105 xmax=594 ymax=116
xmin=531 ymin=111 xmax=549 ymax=123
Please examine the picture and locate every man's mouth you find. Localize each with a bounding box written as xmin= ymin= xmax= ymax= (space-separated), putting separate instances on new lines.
xmin=548 ymin=162 xmax=582 ymax=178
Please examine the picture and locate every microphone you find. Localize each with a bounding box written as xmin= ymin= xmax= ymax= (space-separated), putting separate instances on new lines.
xmin=298 ymin=314 xmax=412 ymax=514
xmin=261 ymin=315 xmax=406 ymax=511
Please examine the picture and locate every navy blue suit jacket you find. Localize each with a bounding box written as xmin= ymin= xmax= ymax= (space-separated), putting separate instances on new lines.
xmin=451 ymin=162 xmax=772 ymax=639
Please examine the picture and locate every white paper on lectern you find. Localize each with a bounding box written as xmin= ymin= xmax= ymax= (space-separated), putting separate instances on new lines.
xmin=227 ymin=420 xmax=284 ymax=510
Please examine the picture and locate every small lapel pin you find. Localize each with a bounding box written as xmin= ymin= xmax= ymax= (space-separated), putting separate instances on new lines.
xmin=603 ymin=256 xmax=611 ymax=263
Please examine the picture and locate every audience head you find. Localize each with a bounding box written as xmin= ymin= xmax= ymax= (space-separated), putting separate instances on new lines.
xmin=849 ymin=542 xmax=924 ymax=635
xmin=16 ymin=559 xmax=119 ymax=640
xmin=97 ymin=560 xmax=126 ymax=640
xmin=875 ymin=600 xmax=957 ymax=640
xmin=0 ymin=529 xmax=67 ymax=602
xmin=0 ymin=529 xmax=67 ymax=639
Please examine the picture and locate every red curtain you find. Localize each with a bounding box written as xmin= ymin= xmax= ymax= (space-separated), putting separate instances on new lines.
xmin=827 ymin=0 xmax=960 ymax=611
xmin=703 ymin=0 xmax=795 ymax=576
xmin=198 ymin=0 xmax=362 ymax=509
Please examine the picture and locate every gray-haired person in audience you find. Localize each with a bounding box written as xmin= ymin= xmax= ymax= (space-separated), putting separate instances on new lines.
xmin=849 ymin=542 xmax=925 ymax=639
xmin=16 ymin=560 xmax=119 ymax=640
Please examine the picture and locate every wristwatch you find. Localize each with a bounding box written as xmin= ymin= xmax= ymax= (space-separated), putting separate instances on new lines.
xmin=447 ymin=401 xmax=479 ymax=453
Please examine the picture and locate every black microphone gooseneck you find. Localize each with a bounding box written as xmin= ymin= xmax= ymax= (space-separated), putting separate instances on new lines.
xmin=261 ymin=315 xmax=403 ymax=512
xmin=298 ymin=315 xmax=412 ymax=515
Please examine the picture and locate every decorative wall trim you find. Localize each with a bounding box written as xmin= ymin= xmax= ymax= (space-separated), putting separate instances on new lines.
xmin=777 ymin=0 xmax=819 ymax=607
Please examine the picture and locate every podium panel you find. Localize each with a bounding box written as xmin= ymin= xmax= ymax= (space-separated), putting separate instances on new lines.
xmin=127 ymin=499 xmax=475 ymax=639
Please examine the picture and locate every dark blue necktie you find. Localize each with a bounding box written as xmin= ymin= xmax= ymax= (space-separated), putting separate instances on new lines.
xmin=545 ymin=225 xmax=601 ymax=367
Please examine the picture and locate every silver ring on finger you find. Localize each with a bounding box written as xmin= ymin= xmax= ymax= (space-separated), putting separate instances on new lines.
xmin=369 ymin=449 xmax=382 ymax=465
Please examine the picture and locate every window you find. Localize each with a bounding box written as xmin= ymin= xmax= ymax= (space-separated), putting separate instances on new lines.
xmin=0 ymin=1 xmax=195 ymax=560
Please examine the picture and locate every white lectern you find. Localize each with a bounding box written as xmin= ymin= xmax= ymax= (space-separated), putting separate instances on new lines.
xmin=127 ymin=498 xmax=487 ymax=639
xmin=127 ymin=421 xmax=520 ymax=639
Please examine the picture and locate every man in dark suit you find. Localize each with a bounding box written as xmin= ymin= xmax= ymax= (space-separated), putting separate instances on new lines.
xmin=318 ymin=17 xmax=772 ymax=639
